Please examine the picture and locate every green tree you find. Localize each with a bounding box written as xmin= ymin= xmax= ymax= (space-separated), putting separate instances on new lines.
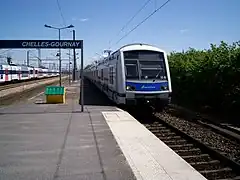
xmin=168 ymin=41 xmax=240 ymax=116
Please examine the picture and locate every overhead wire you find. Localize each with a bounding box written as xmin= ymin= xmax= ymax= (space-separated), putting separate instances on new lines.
xmin=56 ymin=0 xmax=67 ymax=26
xmin=108 ymin=0 xmax=153 ymax=47
xmin=114 ymin=0 xmax=171 ymax=46
xmin=90 ymin=0 xmax=172 ymax=65
xmin=93 ymin=0 xmax=153 ymax=62
xmin=0 ymin=49 xmax=12 ymax=55
xmin=56 ymin=0 xmax=73 ymax=39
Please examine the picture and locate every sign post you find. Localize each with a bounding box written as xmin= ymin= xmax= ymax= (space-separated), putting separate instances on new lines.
xmin=0 ymin=40 xmax=85 ymax=112
xmin=80 ymin=42 xmax=84 ymax=112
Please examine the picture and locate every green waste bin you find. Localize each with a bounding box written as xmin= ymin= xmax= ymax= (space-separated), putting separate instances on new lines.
xmin=45 ymin=86 xmax=65 ymax=103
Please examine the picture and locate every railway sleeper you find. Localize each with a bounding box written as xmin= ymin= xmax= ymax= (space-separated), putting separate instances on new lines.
xmin=150 ymin=129 xmax=172 ymax=133
xmin=168 ymin=143 xmax=195 ymax=150
xmin=155 ymin=132 xmax=176 ymax=137
xmin=152 ymin=122 xmax=163 ymax=125
xmin=145 ymin=123 xmax=164 ymax=127
xmin=150 ymin=129 xmax=162 ymax=133
xmin=189 ymin=160 xmax=222 ymax=171
xmin=174 ymin=148 xmax=202 ymax=156
xmin=161 ymin=130 xmax=173 ymax=134
xmin=158 ymin=135 xmax=182 ymax=140
xmin=163 ymin=139 xmax=188 ymax=145
xmin=199 ymin=167 xmax=236 ymax=179
xmin=146 ymin=126 xmax=166 ymax=130
xmin=182 ymin=154 xmax=212 ymax=162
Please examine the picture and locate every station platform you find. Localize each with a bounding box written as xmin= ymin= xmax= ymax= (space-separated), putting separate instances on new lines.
xmin=0 ymin=79 xmax=206 ymax=180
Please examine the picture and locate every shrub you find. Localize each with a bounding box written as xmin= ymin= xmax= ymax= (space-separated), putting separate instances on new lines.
xmin=168 ymin=41 xmax=240 ymax=115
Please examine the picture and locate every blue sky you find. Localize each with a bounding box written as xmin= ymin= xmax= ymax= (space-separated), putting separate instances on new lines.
xmin=0 ymin=0 xmax=239 ymax=68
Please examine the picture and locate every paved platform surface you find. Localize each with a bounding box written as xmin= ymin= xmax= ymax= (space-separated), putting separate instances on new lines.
xmin=0 ymin=81 xmax=136 ymax=180
xmin=102 ymin=110 xmax=207 ymax=180
xmin=0 ymin=79 xmax=207 ymax=180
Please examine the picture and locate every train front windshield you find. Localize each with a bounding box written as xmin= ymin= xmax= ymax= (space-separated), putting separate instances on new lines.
xmin=124 ymin=50 xmax=167 ymax=80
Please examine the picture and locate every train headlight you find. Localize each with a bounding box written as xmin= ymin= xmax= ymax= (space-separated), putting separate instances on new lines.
xmin=161 ymin=86 xmax=168 ymax=90
xmin=126 ymin=85 xmax=135 ymax=91
xmin=126 ymin=86 xmax=131 ymax=90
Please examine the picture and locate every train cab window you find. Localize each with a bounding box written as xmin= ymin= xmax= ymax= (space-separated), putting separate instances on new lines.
xmin=139 ymin=56 xmax=167 ymax=80
xmin=125 ymin=60 xmax=139 ymax=79
xmin=124 ymin=51 xmax=138 ymax=59
xmin=124 ymin=50 xmax=167 ymax=80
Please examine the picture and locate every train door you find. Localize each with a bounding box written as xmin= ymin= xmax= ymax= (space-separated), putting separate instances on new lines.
xmin=114 ymin=58 xmax=120 ymax=103
xmin=18 ymin=68 xmax=21 ymax=80
xmin=5 ymin=68 xmax=8 ymax=81
xmin=10 ymin=65 xmax=12 ymax=80
xmin=115 ymin=61 xmax=118 ymax=93
xmin=0 ymin=65 xmax=3 ymax=82
xmin=35 ymin=69 xmax=38 ymax=78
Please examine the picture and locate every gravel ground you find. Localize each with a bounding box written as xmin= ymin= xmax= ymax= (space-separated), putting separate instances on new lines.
xmin=0 ymin=79 xmax=69 ymax=107
xmin=155 ymin=110 xmax=240 ymax=164
xmin=0 ymin=77 xmax=57 ymax=91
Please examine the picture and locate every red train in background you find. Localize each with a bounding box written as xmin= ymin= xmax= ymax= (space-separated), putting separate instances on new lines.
xmin=0 ymin=63 xmax=59 ymax=84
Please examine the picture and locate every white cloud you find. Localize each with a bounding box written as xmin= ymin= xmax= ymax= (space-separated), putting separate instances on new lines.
xmin=180 ymin=29 xmax=189 ymax=33
xmin=72 ymin=17 xmax=89 ymax=22
xmin=79 ymin=18 xmax=89 ymax=22
xmin=92 ymin=56 xmax=98 ymax=60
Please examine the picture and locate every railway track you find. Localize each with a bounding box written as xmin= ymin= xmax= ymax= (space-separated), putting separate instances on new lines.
xmin=197 ymin=120 xmax=240 ymax=144
xmin=167 ymin=104 xmax=240 ymax=138
xmin=0 ymin=77 xmax=68 ymax=106
xmin=0 ymin=77 xmax=59 ymax=91
xmin=128 ymin=107 xmax=240 ymax=180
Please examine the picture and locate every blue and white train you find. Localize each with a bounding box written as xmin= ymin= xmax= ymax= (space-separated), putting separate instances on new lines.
xmin=84 ymin=43 xmax=172 ymax=109
xmin=0 ymin=64 xmax=59 ymax=84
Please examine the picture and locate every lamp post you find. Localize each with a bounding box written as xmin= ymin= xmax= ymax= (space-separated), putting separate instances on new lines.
xmin=69 ymin=61 xmax=72 ymax=84
xmin=44 ymin=24 xmax=74 ymax=86
xmin=66 ymin=50 xmax=72 ymax=85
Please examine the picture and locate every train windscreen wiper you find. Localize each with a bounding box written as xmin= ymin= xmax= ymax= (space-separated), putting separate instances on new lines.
xmin=152 ymin=69 xmax=162 ymax=82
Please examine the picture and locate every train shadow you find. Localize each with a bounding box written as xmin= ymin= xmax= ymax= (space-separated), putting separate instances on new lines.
xmin=80 ymin=78 xmax=114 ymax=106
xmin=125 ymin=105 xmax=161 ymax=124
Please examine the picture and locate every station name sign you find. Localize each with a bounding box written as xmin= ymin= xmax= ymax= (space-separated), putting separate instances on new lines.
xmin=0 ymin=40 xmax=83 ymax=49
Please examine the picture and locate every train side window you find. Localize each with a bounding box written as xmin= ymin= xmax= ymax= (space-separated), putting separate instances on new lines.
xmin=101 ymin=69 xmax=103 ymax=80
xmin=0 ymin=74 xmax=3 ymax=79
xmin=109 ymin=67 xmax=113 ymax=84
